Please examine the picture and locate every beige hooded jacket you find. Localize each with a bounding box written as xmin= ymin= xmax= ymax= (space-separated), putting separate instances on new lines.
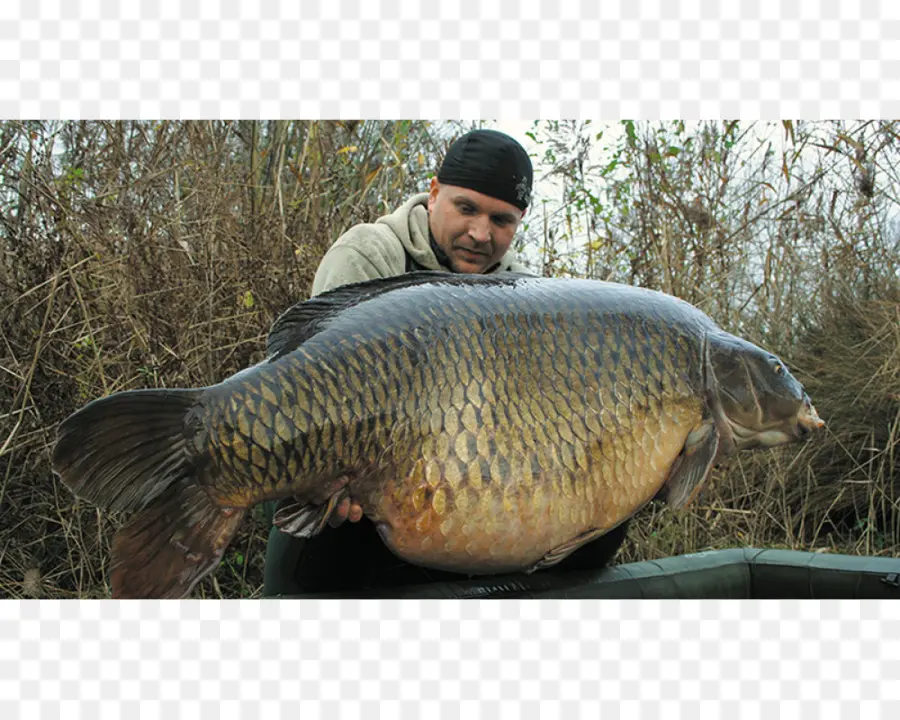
xmin=310 ymin=192 xmax=532 ymax=297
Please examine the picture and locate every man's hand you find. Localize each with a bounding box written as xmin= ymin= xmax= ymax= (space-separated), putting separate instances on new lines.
xmin=328 ymin=495 xmax=365 ymax=528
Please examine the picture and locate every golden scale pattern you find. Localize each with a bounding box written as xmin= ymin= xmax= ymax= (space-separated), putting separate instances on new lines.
xmin=199 ymin=285 xmax=707 ymax=571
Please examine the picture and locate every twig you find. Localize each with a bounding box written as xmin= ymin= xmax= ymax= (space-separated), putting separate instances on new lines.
xmin=0 ymin=271 xmax=60 ymax=461
xmin=67 ymin=266 xmax=109 ymax=396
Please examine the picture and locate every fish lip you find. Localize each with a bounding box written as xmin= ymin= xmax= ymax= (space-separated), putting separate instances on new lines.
xmin=797 ymin=397 xmax=825 ymax=432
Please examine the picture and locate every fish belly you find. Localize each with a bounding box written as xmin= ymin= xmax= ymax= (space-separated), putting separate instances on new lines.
xmin=359 ymin=395 xmax=702 ymax=575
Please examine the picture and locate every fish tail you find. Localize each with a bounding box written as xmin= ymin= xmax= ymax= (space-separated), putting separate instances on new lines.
xmin=52 ymin=387 xmax=206 ymax=513
xmin=52 ymin=387 xmax=246 ymax=598
xmin=109 ymin=479 xmax=246 ymax=598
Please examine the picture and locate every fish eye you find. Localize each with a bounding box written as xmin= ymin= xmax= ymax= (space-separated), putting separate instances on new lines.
xmin=768 ymin=355 xmax=785 ymax=376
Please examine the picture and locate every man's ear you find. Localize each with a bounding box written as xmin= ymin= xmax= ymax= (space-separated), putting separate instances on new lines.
xmin=427 ymin=177 xmax=440 ymax=209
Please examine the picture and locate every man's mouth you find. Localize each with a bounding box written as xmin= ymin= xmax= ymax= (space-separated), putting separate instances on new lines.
xmin=455 ymin=246 xmax=489 ymax=258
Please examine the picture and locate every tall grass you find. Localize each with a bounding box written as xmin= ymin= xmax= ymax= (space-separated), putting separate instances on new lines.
xmin=0 ymin=120 xmax=451 ymax=598
xmin=1 ymin=119 xmax=897 ymax=598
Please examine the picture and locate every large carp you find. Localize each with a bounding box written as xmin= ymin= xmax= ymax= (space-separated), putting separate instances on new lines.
xmin=51 ymin=271 xmax=825 ymax=598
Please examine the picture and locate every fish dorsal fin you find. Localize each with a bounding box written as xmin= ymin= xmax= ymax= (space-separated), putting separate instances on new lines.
xmin=265 ymin=270 xmax=533 ymax=360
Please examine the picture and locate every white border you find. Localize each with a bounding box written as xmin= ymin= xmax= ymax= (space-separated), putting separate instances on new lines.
xmin=2 ymin=0 xmax=899 ymax=715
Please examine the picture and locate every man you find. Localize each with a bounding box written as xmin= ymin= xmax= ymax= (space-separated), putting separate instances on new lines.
xmin=311 ymin=127 xmax=533 ymax=290
xmin=262 ymin=128 xmax=628 ymax=597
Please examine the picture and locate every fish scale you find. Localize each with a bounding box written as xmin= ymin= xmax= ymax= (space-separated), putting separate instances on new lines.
xmin=358 ymin=312 xmax=689 ymax=569
xmin=51 ymin=271 xmax=825 ymax=598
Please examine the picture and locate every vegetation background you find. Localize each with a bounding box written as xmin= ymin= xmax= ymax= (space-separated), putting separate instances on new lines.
xmin=1 ymin=119 xmax=897 ymax=599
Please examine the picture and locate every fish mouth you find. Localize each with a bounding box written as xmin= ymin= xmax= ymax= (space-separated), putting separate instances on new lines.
xmin=720 ymin=396 xmax=825 ymax=449
xmin=796 ymin=396 xmax=826 ymax=435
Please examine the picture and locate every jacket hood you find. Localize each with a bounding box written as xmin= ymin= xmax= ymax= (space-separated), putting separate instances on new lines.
xmin=375 ymin=193 xmax=441 ymax=269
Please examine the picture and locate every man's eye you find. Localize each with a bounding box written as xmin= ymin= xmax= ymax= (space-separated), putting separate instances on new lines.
xmin=458 ymin=204 xmax=475 ymax=214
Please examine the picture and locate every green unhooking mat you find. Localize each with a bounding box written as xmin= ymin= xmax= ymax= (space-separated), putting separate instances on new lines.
xmin=269 ymin=547 xmax=900 ymax=599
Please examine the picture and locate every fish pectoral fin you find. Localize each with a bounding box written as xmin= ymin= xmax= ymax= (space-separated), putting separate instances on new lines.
xmin=526 ymin=526 xmax=610 ymax=573
xmin=273 ymin=489 xmax=349 ymax=539
xmin=663 ymin=423 xmax=720 ymax=509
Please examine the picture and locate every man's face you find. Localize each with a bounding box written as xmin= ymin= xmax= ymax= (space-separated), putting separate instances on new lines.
xmin=427 ymin=178 xmax=525 ymax=274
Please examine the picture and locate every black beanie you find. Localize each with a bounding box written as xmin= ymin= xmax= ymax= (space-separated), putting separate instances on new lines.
xmin=437 ymin=129 xmax=533 ymax=211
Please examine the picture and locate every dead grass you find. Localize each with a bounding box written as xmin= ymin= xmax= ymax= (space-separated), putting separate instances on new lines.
xmin=0 ymin=120 xmax=447 ymax=599
xmin=1 ymin=119 xmax=898 ymax=598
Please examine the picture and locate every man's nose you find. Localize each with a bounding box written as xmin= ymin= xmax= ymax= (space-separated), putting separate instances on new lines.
xmin=469 ymin=217 xmax=492 ymax=243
